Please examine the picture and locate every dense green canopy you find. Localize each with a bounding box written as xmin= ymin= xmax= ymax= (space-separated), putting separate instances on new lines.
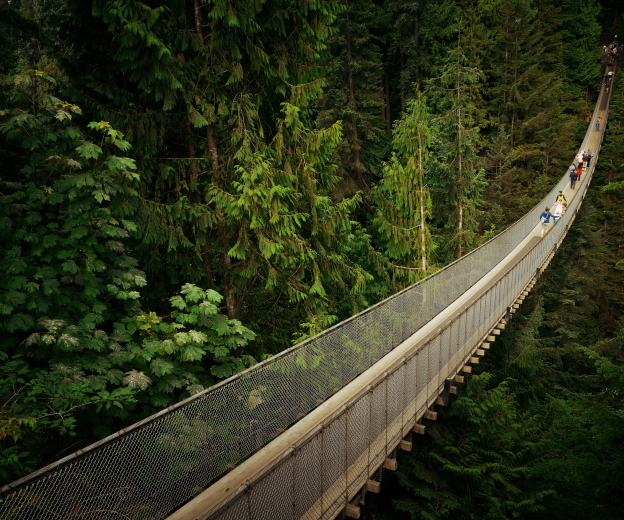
xmin=1 ymin=0 xmax=623 ymax=517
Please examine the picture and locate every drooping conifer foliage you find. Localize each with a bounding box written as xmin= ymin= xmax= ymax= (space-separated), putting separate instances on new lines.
xmin=1 ymin=1 xmax=623 ymax=517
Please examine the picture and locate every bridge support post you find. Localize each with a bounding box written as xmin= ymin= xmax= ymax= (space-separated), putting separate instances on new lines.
xmin=505 ymin=306 xmax=511 ymax=323
xmin=536 ymin=267 xmax=541 ymax=280
xmin=441 ymin=378 xmax=452 ymax=406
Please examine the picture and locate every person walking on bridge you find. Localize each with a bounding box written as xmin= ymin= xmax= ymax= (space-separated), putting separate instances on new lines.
xmin=586 ymin=149 xmax=593 ymax=169
xmin=569 ymin=166 xmax=578 ymax=190
xmin=596 ymin=117 xmax=602 ymax=131
xmin=540 ymin=207 xmax=555 ymax=237
xmin=556 ymin=191 xmax=567 ymax=203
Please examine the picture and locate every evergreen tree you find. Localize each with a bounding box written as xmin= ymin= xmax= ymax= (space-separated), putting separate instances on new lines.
xmin=427 ymin=21 xmax=485 ymax=259
xmin=393 ymin=374 xmax=553 ymax=519
xmin=371 ymin=89 xmax=434 ymax=284
xmin=385 ymin=0 xmax=450 ymax=113
xmin=316 ymin=0 xmax=385 ymax=192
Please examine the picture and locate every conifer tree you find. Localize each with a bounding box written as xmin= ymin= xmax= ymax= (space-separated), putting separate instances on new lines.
xmin=385 ymin=0 xmax=449 ymax=113
xmin=316 ymin=0 xmax=385 ymax=192
xmin=371 ymin=89 xmax=434 ymax=283
xmin=393 ymin=374 xmax=553 ymax=519
xmin=427 ymin=21 xmax=485 ymax=259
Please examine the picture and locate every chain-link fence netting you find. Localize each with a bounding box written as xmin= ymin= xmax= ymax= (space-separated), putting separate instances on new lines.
xmin=202 ymin=142 xmax=600 ymax=520
xmin=0 ymin=71 xmax=611 ymax=520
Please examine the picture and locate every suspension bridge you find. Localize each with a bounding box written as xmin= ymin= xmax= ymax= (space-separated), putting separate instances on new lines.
xmin=0 ymin=62 xmax=616 ymax=520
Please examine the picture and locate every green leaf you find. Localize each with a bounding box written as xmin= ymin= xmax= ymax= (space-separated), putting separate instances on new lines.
xmin=180 ymin=344 xmax=205 ymax=362
xmin=170 ymin=295 xmax=186 ymax=310
xmin=75 ymin=142 xmax=103 ymax=160
xmin=150 ymin=358 xmax=175 ymax=377
xmin=211 ymin=363 xmax=235 ymax=379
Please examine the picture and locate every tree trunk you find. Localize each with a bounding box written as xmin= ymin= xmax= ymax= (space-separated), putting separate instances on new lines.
xmin=193 ymin=0 xmax=205 ymax=48
xmin=414 ymin=8 xmax=419 ymax=85
xmin=191 ymin=0 xmax=219 ymax=293
xmin=185 ymin=119 xmax=199 ymax=185
xmin=457 ymin=39 xmax=463 ymax=259
xmin=418 ymin=127 xmax=426 ymax=273
xmin=346 ymin=0 xmax=365 ymax=188
xmin=400 ymin=51 xmax=405 ymax=113
xmin=381 ymin=77 xmax=386 ymax=119
xmin=458 ymin=106 xmax=463 ymax=259
xmin=385 ymin=69 xmax=391 ymax=131
xmin=207 ymin=124 xmax=236 ymax=318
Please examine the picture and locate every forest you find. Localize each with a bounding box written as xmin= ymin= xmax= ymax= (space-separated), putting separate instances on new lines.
xmin=1 ymin=0 xmax=623 ymax=517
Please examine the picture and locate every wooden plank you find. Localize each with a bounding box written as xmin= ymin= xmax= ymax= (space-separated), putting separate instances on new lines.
xmin=496 ymin=323 xmax=505 ymax=330
xmin=366 ymin=480 xmax=381 ymax=493
xmin=462 ymin=365 xmax=472 ymax=373
xmin=481 ymin=343 xmax=490 ymax=349
xmin=476 ymin=349 xmax=485 ymax=356
xmin=487 ymin=335 xmax=495 ymax=341
xmin=346 ymin=504 xmax=361 ymax=519
xmin=454 ymin=375 xmax=465 ymax=383
xmin=470 ymin=357 xmax=479 ymax=364
xmin=493 ymin=329 xmax=501 ymax=335
xmin=383 ymin=458 xmax=398 ymax=471
xmin=413 ymin=424 xmax=426 ymax=434
xmin=424 ymin=410 xmax=437 ymax=420
xmin=513 ymin=303 xmax=520 ymax=309
xmin=399 ymin=440 xmax=412 ymax=451
xmin=449 ymin=386 xmax=457 ymax=395
xmin=435 ymin=397 xmax=445 ymax=406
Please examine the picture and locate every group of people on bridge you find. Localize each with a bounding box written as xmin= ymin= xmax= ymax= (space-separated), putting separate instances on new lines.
xmin=603 ymin=42 xmax=619 ymax=91
xmin=539 ymin=150 xmax=593 ymax=237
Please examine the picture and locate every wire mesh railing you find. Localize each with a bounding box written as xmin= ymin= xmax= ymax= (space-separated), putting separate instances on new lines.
xmin=198 ymin=160 xmax=596 ymax=520
xmin=0 ymin=66 xmax=611 ymax=520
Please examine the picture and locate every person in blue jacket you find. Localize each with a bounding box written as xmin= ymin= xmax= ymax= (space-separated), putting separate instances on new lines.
xmin=539 ymin=207 xmax=555 ymax=237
